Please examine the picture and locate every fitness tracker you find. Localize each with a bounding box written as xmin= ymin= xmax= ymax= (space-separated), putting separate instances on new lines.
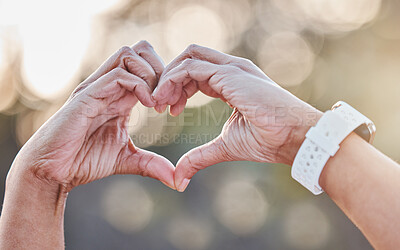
xmin=291 ymin=101 xmax=376 ymax=195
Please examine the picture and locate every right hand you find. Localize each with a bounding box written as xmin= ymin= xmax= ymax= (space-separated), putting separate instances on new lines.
xmin=152 ymin=44 xmax=322 ymax=191
xmin=9 ymin=41 xmax=176 ymax=195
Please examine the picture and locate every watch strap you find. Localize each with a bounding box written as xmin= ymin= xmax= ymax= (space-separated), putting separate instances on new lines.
xmin=291 ymin=101 xmax=375 ymax=195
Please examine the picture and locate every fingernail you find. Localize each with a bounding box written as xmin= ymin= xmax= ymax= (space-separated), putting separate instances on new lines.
xmin=177 ymin=178 xmax=190 ymax=192
xmin=154 ymin=105 xmax=163 ymax=113
xmin=161 ymin=180 xmax=176 ymax=190
xmin=148 ymin=98 xmax=156 ymax=107
xmin=155 ymin=104 xmax=167 ymax=113
xmin=152 ymin=86 xmax=158 ymax=96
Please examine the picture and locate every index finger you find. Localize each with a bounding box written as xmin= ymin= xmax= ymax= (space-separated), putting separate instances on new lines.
xmin=162 ymin=44 xmax=267 ymax=79
xmin=161 ymin=44 xmax=234 ymax=78
xmin=132 ymin=40 xmax=165 ymax=83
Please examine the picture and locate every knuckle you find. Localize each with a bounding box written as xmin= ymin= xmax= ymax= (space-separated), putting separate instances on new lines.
xmin=186 ymin=44 xmax=200 ymax=54
xmin=185 ymin=154 xmax=201 ymax=172
xmin=117 ymin=46 xmax=133 ymax=56
xmin=110 ymin=67 xmax=125 ymax=76
xmin=224 ymin=64 xmax=242 ymax=74
xmin=240 ymin=58 xmax=254 ymax=67
xmin=181 ymin=58 xmax=194 ymax=67
xmin=136 ymin=40 xmax=153 ymax=49
xmin=71 ymin=83 xmax=88 ymax=97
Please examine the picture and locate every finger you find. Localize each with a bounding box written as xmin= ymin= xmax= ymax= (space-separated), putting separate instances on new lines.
xmin=162 ymin=44 xmax=236 ymax=77
xmin=121 ymin=49 xmax=158 ymax=90
xmin=132 ymin=40 xmax=165 ymax=82
xmin=169 ymin=92 xmax=187 ymax=117
xmin=168 ymin=81 xmax=198 ymax=116
xmin=73 ymin=46 xmax=157 ymax=96
xmin=167 ymin=80 xmax=184 ymax=105
xmin=183 ymin=80 xmax=198 ymax=99
xmin=153 ymin=59 xmax=228 ymax=104
xmin=116 ymin=141 xmax=175 ymax=190
xmin=174 ymin=136 xmax=229 ymax=192
xmin=162 ymin=44 xmax=267 ymax=79
xmin=154 ymin=104 xmax=168 ymax=113
xmin=82 ymin=68 xmax=155 ymax=110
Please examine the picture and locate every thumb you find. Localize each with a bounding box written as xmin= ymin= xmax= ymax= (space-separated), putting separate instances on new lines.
xmin=175 ymin=136 xmax=229 ymax=192
xmin=116 ymin=141 xmax=175 ymax=190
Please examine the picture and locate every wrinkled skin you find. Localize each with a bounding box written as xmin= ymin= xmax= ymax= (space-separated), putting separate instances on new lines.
xmin=153 ymin=44 xmax=322 ymax=191
xmin=10 ymin=41 xmax=175 ymax=192
xmin=9 ymin=42 xmax=320 ymax=194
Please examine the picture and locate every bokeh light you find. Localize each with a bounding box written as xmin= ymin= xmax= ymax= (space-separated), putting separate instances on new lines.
xmin=101 ymin=179 xmax=153 ymax=234
xmin=258 ymin=0 xmax=381 ymax=35
xmin=167 ymin=216 xmax=213 ymax=250
xmin=296 ymin=0 xmax=382 ymax=34
xmin=165 ymin=5 xmax=228 ymax=61
xmin=186 ymin=92 xmax=215 ymax=108
xmin=86 ymin=21 xmax=169 ymax=74
xmin=15 ymin=111 xmax=36 ymax=146
xmin=128 ymin=104 xmax=183 ymax=148
xmin=0 ymin=36 xmax=17 ymax=112
xmin=0 ymin=0 xmax=395 ymax=249
xmin=15 ymin=103 xmax=62 ymax=145
xmin=257 ymin=32 xmax=315 ymax=87
xmin=0 ymin=74 xmax=18 ymax=113
xmin=2 ymin=0 xmax=120 ymax=101
xmin=214 ymin=179 xmax=268 ymax=236
xmin=19 ymin=6 xmax=91 ymax=100
xmin=0 ymin=0 xmax=25 ymax=26
xmin=372 ymin=0 xmax=400 ymax=40
xmin=206 ymin=0 xmax=253 ymax=44
xmin=0 ymin=35 xmax=3 ymax=67
xmin=257 ymin=0 xmax=309 ymax=33
xmin=283 ymin=202 xmax=331 ymax=249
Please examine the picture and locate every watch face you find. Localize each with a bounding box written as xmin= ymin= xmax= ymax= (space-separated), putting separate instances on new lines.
xmin=367 ymin=122 xmax=376 ymax=143
xmin=355 ymin=123 xmax=376 ymax=143
xmin=331 ymin=101 xmax=344 ymax=111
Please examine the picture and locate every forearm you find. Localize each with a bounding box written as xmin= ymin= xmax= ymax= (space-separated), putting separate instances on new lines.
xmin=319 ymin=133 xmax=400 ymax=249
xmin=0 ymin=159 xmax=66 ymax=249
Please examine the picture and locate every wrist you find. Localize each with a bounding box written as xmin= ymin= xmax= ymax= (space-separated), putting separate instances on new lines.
xmin=6 ymin=159 xmax=68 ymax=214
xmin=279 ymin=109 xmax=323 ymax=165
xmin=0 ymin=164 xmax=66 ymax=249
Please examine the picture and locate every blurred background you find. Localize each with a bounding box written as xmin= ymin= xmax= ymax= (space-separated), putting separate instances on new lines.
xmin=0 ymin=0 xmax=399 ymax=249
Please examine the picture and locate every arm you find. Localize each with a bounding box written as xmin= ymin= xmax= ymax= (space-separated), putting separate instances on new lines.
xmin=153 ymin=44 xmax=400 ymax=249
xmin=0 ymin=41 xmax=175 ymax=249
xmin=0 ymin=164 xmax=66 ymax=249
xmin=319 ymin=133 xmax=400 ymax=249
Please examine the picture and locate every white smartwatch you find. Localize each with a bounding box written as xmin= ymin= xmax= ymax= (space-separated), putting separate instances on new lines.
xmin=291 ymin=101 xmax=376 ymax=195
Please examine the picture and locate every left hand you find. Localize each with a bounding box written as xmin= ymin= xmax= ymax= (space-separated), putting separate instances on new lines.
xmin=152 ymin=44 xmax=321 ymax=191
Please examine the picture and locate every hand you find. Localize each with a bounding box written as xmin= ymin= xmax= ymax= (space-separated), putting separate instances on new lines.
xmin=152 ymin=44 xmax=322 ymax=191
xmin=9 ymin=41 xmax=175 ymax=192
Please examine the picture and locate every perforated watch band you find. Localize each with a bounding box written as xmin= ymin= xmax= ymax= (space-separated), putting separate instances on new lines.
xmin=291 ymin=101 xmax=375 ymax=195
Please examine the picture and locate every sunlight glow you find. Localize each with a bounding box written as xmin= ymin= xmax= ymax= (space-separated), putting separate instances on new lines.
xmin=18 ymin=1 xmax=91 ymax=100
xmin=0 ymin=0 xmax=121 ymax=100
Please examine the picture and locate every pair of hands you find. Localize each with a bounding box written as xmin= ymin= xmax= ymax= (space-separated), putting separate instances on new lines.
xmin=11 ymin=41 xmax=321 ymax=193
